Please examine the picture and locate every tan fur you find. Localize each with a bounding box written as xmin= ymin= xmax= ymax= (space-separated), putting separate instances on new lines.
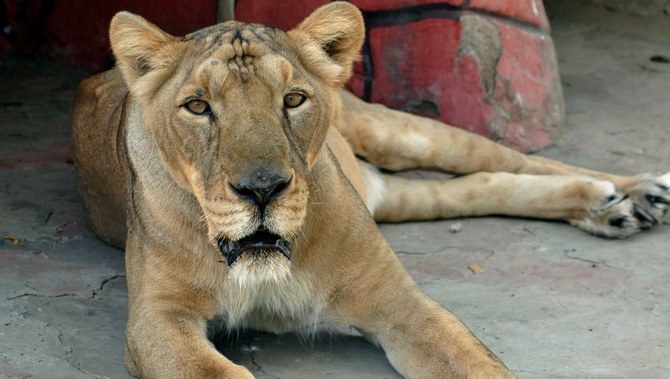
xmin=71 ymin=3 xmax=669 ymax=379
xmin=335 ymin=91 xmax=669 ymax=238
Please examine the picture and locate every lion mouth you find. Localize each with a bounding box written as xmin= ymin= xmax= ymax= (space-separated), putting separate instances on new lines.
xmin=217 ymin=227 xmax=292 ymax=267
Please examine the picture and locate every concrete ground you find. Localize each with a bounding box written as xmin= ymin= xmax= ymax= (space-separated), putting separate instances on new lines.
xmin=1 ymin=4 xmax=669 ymax=379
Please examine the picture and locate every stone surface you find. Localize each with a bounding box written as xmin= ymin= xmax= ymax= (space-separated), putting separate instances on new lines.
xmin=470 ymin=0 xmax=549 ymax=28
xmin=491 ymin=19 xmax=563 ymax=151
xmin=1 ymin=3 xmax=670 ymax=379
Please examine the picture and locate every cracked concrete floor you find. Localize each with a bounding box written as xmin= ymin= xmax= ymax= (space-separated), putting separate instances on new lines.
xmin=1 ymin=4 xmax=669 ymax=379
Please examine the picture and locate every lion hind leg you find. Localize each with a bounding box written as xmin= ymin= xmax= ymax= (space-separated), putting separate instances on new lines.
xmin=339 ymin=91 xmax=659 ymax=191
xmin=340 ymin=91 xmax=609 ymax=177
xmin=372 ymin=171 xmax=650 ymax=238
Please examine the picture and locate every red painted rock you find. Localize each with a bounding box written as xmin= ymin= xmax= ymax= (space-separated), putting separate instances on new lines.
xmin=469 ymin=0 xmax=549 ymax=28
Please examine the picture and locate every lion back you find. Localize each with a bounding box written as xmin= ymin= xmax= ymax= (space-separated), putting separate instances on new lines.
xmin=71 ymin=68 xmax=130 ymax=248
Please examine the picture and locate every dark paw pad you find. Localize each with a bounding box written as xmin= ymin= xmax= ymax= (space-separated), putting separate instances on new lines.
xmin=608 ymin=215 xmax=631 ymax=229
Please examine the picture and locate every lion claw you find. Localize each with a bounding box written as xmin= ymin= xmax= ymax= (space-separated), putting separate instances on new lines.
xmin=633 ymin=203 xmax=656 ymax=228
xmin=630 ymin=172 xmax=670 ymax=228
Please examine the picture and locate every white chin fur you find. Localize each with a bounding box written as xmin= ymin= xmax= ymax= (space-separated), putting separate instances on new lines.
xmin=220 ymin=252 xmax=326 ymax=334
xmin=227 ymin=251 xmax=292 ymax=288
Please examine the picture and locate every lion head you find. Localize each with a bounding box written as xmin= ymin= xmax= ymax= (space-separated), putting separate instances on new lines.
xmin=109 ymin=3 xmax=364 ymax=283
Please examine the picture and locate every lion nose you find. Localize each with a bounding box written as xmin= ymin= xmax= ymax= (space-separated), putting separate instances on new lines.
xmin=230 ymin=171 xmax=290 ymax=210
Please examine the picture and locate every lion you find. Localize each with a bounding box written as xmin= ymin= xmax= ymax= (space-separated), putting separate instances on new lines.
xmin=71 ymin=2 xmax=669 ymax=378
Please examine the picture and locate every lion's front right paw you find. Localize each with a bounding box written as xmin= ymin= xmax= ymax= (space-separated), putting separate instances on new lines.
xmin=628 ymin=172 xmax=670 ymax=229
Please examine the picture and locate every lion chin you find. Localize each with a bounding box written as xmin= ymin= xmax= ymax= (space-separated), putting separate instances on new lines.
xmin=217 ymin=227 xmax=294 ymax=287
xmin=226 ymin=251 xmax=293 ymax=289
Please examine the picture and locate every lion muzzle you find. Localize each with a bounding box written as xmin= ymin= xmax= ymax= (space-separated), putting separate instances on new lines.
xmin=229 ymin=169 xmax=291 ymax=212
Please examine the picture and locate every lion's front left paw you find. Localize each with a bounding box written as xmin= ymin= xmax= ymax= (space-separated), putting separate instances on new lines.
xmin=628 ymin=172 xmax=670 ymax=229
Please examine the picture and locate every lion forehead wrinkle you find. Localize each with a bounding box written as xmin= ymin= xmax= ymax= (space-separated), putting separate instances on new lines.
xmin=256 ymin=55 xmax=293 ymax=85
xmin=190 ymin=46 xmax=235 ymax=93
xmin=184 ymin=25 xmax=293 ymax=91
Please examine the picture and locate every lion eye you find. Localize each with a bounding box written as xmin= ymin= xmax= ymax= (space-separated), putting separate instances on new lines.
xmin=184 ymin=99 xmax=211 ymax=115
xmin=284 ymin=92 xmax=306 ymax=108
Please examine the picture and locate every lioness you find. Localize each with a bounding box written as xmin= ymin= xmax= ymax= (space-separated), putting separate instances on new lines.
xmin=71 ymin=2 xmax=669 ymax=378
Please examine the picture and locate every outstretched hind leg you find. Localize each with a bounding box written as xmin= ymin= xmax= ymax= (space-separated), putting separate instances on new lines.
xmin=340 ymin=91 xmax=670 ymax=231
xmin=369 ymin=170 xmax=652 ymax=238
xmin=338 ymin=91 xmax=625 ymax=179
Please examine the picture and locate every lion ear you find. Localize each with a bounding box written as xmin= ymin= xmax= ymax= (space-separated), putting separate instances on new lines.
xmin=109 ymin=12 xmax=178 ymax=88
xmin=288 ymin=2 xmax=365 ymax=87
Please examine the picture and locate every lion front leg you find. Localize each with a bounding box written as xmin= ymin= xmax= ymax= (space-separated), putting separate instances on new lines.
xmin=125 ymin=301 xmax=254 ymax=379
xmin=334 ymin=253 xmax=515 ymax=379
xmin=380 ymin=305 xmax=515 ymax=379
xmin=377 ymin=303 xmax=515 ymax=379
xmin=124 ymin=272 xmax=254 ymax=379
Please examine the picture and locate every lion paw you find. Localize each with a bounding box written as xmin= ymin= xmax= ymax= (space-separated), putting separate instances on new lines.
xmin=570 ymin=174 xmax=670 ymax=238
xmin=570 ymin=182 xmax=642 ymax=238
xmin=628 ymin=172 xmax=670 ymax=229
